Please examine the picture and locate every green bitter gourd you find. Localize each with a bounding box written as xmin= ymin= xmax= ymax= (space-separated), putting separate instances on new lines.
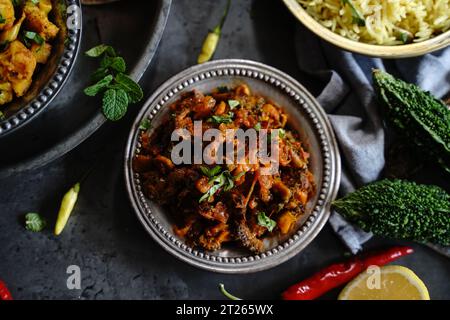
xmin=373 ymin=70 xmax=450 ymax=173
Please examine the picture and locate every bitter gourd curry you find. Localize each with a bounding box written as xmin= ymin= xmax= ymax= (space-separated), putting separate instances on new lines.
xmin=133 ymin=84 xmax=316 ymax=253
xmin=0 ymin=0 xmax=59 ymax=107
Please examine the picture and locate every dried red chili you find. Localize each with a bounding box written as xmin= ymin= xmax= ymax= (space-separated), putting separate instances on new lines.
xmin=0 ymin=280 xmax=13 ymax=300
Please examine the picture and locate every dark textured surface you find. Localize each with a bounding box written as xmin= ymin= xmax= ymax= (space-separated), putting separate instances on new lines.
xmin=0 ymin=0 xmax=449 ymax=300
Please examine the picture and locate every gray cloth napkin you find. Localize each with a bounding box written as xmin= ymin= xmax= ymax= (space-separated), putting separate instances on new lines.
xmin=294 ymin=24 xmax=450 ymax=255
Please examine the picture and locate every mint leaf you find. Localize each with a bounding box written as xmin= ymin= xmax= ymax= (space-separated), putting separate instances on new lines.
xmin=199 ymin=183 xmax=221 ymax=203
xmin=90 ymin=67 xmax=109 ymax=83
xmin=83 ymin=74 xmax=113 ymax=97
xmin=101 ymin=56 xmax=126 ymax=73
xmin=114 ymin=73 xmax=143 ymax=103
xmin=139 ymin=118 xmax=151 ymax=130
xmin=85 ymin=44 xmax=144 ymax=122
xmin=31 ymin=0 xmax=39 ymax=4
xmin=257 ymin=212 xmax=276 ymax=232
xmin=198 ymin=168 xmax=235 ymax=202
xmin=102 ymin=88 xmax=129 ymax=121
xmin=199 ymin=165 xmax=222 ymax=178
xmin=254 ymin=122 xmax=261 ymax=131
xmin=269 ymin=128 xmax=286 ymax=141
xmin=207 ymin=112 xmax=234 ymax=124
xmin=228 ymin=100 xmax=240 ymax=109
xmin=221 ymin=171 xmax=235 ymax=191
xmin=0 ymin=14 xmax=6 ymax=24
xmin=85 ymin=44 xmax=116 ymax=58
xmin=25 ymin=213 xmax=46 ymax=232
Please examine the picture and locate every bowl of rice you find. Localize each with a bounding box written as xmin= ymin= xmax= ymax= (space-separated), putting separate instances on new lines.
xmin=283 ymin=0 xmax=450 ymax=58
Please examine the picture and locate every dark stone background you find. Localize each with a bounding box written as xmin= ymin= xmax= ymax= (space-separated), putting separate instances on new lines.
xmin=0 ymin=0 xmax=448 ymax=300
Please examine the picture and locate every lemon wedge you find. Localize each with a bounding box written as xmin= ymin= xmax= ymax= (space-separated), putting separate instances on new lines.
xmin=338 ymin=265 xmax=430 ymax=300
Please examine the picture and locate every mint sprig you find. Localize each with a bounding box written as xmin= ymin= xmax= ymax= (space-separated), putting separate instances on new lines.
xmin=198 ymin=166 xmax=240 ymax=203
xmin=85 ymin=44 xmax=116 ymax=58
xmin=84 ymin=44 xmax=143 ymax=121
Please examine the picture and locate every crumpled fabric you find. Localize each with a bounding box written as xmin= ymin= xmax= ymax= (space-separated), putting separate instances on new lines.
xmin=295 ymin=24 xmax=450 ymax=254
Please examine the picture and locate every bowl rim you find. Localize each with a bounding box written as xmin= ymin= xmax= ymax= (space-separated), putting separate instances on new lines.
xmin=124 ymin=59 xmax=341 ymax=274
xmin=0 ymin=0 xmax=83 ymax=136
xmin=283 ymin=0 xmax=450 ymax=58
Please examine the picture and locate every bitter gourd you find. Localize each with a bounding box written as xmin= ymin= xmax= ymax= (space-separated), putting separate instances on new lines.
xmin=333 ymin=179 xmax=450 ymax=246
xmin=373 ymin=70 xmax=450 ymax=173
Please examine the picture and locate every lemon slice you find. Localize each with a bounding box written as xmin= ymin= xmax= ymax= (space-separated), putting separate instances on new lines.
xmin=338 ymin=265 xmax=430 ymax=300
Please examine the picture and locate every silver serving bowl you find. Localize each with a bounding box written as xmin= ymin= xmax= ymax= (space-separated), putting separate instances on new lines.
xmin=0 ymin=0 xmax=82 ymax=136
xmin=124 ymin=59 xmax=341 ymax=273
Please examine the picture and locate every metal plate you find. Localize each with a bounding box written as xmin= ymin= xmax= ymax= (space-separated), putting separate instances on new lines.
xmin=0 ymin=0 xmax=82 ymax=136
xmin=0 ymin=0 xmax=171 ymax=178
xmin=124 ymin=59 xmax=341 ymax=273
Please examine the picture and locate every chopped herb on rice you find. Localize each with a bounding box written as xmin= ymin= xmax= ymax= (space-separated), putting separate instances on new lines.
xmin=298 ymin=0 xmax=450 ymax=45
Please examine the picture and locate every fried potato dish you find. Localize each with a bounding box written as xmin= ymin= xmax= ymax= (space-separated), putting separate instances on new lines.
xmin=0 ymin=0 xmax=59 ymax=107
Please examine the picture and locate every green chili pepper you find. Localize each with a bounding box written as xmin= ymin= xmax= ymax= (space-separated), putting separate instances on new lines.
xmin=197 ymin=0 xmax=231 ymax=64
xmin=54 ymin=182 xmax=80 ymax=235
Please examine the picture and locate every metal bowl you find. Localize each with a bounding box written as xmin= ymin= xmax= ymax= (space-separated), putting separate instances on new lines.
xmin=283 ymin=0 xmax=450 ymax=58
xmin=124 ymin=59 xmax=341 ymax=273
xmin=0 ymin=0 xmax=82 ymax=136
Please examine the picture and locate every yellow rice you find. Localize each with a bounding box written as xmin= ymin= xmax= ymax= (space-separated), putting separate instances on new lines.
xmin=298 ymin=0 xmax=450 ymax=45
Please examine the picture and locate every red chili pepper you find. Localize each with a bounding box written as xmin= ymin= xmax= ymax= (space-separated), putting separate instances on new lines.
xmin=282 ymin=246 xmax=414 ymax=300
xmin=0 ymin=280 xmax=13 ymax=300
